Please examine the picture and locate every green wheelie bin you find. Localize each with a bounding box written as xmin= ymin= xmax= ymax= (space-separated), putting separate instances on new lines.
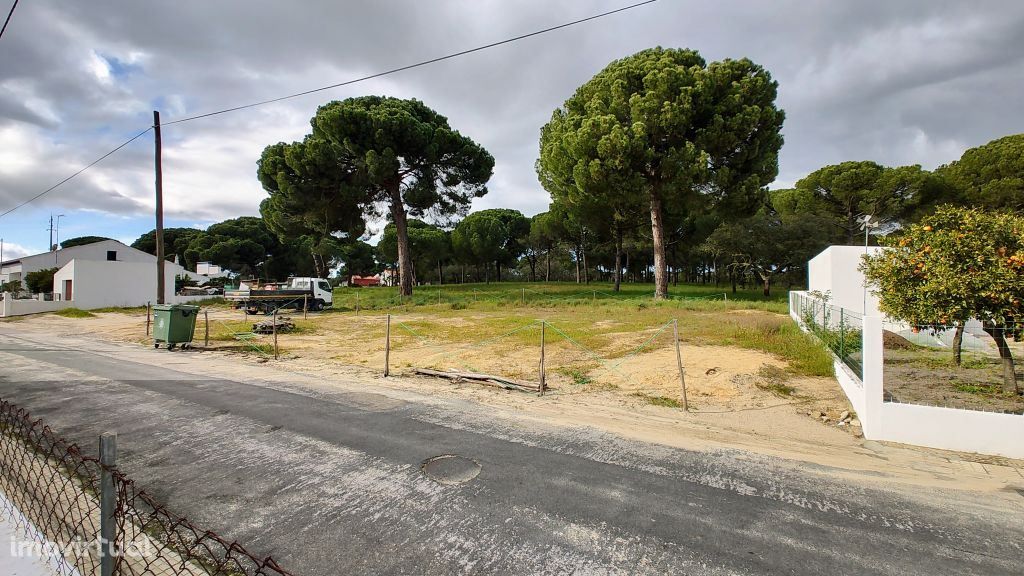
xmin=152 ymin=304 xmax=200 ymax=350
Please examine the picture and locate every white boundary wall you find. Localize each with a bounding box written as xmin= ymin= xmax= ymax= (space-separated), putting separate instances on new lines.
xmin=0 ymin=295 xmax=72 ymax=317
xmin=790 ymin=291 xmax=1024 ymax=459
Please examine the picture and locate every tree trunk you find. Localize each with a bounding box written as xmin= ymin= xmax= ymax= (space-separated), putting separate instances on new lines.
xmin=388 ymin=184 xmax=414 ymax=297
xmin=575 ymin=248 xmax=581 ymax=283
xmin=613 ymin=228 xmax=623 ymax=292
xmin=582 ymin=244 xmax=590 ymax=284
xmin=762 ymin=274 xmax=770 ymax=297
xmin=650 ymin=192 xmax=668 ymax=299
xmin=545 ymin=250 xmax=551 ymax=282
xmin=528 ymin=257 xmax=536 ymax=282
xmin=952 ymin=324 xmax=964 ymax=367
xmin=438 ymin=260 xmax=443 ymax=285
xmin=496 ymin=262 xmax=502 ymax=282
xmin=982 ymin=323 xmax=1018 ymax=394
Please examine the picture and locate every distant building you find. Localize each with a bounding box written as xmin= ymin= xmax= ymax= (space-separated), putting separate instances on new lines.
xmin=0 ymin=240 xmax=209 ymax=315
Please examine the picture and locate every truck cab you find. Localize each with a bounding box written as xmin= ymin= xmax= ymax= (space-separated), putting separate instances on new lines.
xmin=288 ymin=277 xmax=334 ymax=310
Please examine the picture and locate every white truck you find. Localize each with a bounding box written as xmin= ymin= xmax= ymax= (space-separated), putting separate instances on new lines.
xmin=225 ymin=277 xmax=334 ymax=313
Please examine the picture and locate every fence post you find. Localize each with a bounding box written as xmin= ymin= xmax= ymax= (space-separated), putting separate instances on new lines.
xmin=272 ymin=310 xmax=279 ymax=360
xmin=384 ymin=313 xmax=391 ymax=377
xmin=839 ymin=309 xmax=845 ymax=358
xmin=673 ymin=319 xmax=688 ymax=411
xmin=438 ymin=289 xmax=442 ymax=306
xmin=724 ymin=293 xmax=727 ymax=302
xmin=99 ymin=433 xmax=117 ymax=576
xmin=861 ymin=315 xmax=884 ymax=437
xmin=356 ymin=291 xmax=360 ymax=315
xmin=303 ymin=295 xmax=308 ymax=320
xmin=539 ymin=321 xmax=546 ymax=396
xmin=204 ymin=310 xmax=209 ymax=348
xmin=522 ymin=287 xmax=525 ymax=305
xmin=146 ymin=302 xmax=151 ymax=336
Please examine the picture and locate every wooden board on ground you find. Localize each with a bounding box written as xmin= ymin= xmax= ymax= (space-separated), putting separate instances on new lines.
xmin=413 ymin=368 xmax=540 ymax=392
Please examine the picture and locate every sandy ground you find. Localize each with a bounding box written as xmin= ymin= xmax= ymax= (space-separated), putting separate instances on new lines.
xmin=5 ymin=310 xmax=1023 ymax=494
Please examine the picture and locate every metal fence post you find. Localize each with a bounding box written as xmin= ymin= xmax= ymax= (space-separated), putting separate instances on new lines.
xmin=145 ymin=302 xmax=151 ymax=336
xmin=539 ymin=321 xmax=546 ymax=396
xmin=204 ymin=310 xmax=209 ymax=348
xmin=99 ymin=433 xmax=117 ymax=576
xmin=673 ymin=319 xmax=688 ymax=411
xmin=839 ymin=309 xmax=845 ymax=359
xmin=384 ymin=313 xmax=391 ymax=377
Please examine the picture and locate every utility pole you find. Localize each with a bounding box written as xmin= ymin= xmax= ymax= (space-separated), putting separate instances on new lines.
xmin=154 ymin=110 xmax=165 ymax=305
xmin=47 ymin=214 xmax=54 ymax=251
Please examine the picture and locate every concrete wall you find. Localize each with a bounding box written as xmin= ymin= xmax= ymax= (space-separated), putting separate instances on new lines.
xmin=790 ymin=290 xmax=1024 ymax=459
xmin=1 ymin=294 xmax=72 ymax=317
xmin=807 ymin=246 xmax=885 ymax=316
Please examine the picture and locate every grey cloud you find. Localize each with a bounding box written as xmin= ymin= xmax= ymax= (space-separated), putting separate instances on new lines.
xmin=1 ymin=0 xmax=1023 ymax=227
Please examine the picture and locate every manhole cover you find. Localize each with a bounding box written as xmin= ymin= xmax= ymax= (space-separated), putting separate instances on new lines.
xmin=421 ymin=455 xmax=481 ymax=485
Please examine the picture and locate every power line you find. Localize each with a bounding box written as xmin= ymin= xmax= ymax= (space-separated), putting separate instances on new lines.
xmin=0 ymin=0 xmax=19 ymax=40
xmin=163 ymin=0 xmax=658 ymax=126
xmin=0 ymin=0 xmax=657 ymax=219
xmin=0 ymin=127 xmax=152 ymax=219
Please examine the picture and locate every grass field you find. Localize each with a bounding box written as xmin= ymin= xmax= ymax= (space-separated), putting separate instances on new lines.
xmin=194 ymin=282 xmax=832 ymax=383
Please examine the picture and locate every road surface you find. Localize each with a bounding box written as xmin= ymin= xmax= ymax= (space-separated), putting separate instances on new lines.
xmin=0 ymin=329 xmax=1020 ymax=575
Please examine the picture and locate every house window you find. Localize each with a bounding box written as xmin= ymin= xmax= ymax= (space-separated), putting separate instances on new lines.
xmin=106 ymin=251 xmax=116 ymax=261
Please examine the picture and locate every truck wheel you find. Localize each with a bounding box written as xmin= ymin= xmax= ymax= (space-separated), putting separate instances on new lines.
xmin=313 ymin=299 xmax=325 ymax=311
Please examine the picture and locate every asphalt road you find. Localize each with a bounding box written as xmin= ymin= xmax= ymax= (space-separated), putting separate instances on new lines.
xmin=0 ymin=330 xmax=1020 ymax=575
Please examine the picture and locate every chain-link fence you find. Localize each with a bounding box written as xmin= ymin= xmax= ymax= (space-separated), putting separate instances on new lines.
xmin=791 ymin=291 xmax=863 ymax=380
xmin=882 ymin=320 xmax=1024 ymax=413
xmin=0 ymin=399 xmax=292 ymax=576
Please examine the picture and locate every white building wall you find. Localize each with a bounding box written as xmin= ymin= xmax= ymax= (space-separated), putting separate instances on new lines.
xmin=2 ymin=240 xmax=165 ymax=288
xmin=54 ymin=259 xmax=203 ymax=310
xmin=807 ymin=245 xmax=885 ymax=316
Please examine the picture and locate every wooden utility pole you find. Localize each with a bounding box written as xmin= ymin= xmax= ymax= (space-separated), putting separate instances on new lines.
xmin=153 ymin=111 xmax=165 ymax=305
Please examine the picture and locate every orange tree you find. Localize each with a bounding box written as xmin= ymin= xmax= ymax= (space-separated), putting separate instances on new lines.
xmin=862 ymin=206 xmax=1024 ymax=393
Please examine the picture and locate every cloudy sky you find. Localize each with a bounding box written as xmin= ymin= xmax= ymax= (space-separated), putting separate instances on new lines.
xmin=1 ymin=0 xmax=1023 ymax=259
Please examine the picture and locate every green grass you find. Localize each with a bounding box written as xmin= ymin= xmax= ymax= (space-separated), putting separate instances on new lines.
xmin=332 ymin=281 xmax=789 ymax=314
xmin=53 ymin=308 xmax=95 ymax=318
xmin=321 ymin=281 xmax=831 ymax=378
xmin=631 ymin=392 xmax=685 ymax=408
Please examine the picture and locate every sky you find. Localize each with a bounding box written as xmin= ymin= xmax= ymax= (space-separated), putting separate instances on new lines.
xmin=1 ymin=0 xmax=1023 ymax=260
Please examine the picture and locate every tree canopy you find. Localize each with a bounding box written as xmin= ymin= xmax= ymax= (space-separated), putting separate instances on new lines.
xmin=538 ymin=47 xmax=784 ymax=298
xmin=451 ymin=209 xmax=528 ymax=282
xmin=60 ymin=236 xmax=111 ymax=249
xmin=773 ymin=161 xmax=938 ymax=244
xmin=258 ymin=136 xmax=369 ymax=277
xmin=862 ymin=206 xmax=1024 ymax=393
xmin=132 ymin=227 xmax=204 ymax=267
xmin=307 ymin=96 xmax=494 ymax=295
xmin=936 ymin=134 xmax=1024 ymax=211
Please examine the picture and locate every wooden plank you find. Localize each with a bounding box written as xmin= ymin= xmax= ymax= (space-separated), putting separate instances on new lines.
xmin=413 ymin=368 xmax=540 ymax=391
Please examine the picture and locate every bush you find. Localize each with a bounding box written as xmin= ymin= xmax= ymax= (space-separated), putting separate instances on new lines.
xmin=24 ymin=268 xmax=58 ymax=294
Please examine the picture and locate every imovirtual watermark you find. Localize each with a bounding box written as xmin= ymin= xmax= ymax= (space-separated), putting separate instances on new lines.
xmin=10 ymin=534 xmax=157 ymax=560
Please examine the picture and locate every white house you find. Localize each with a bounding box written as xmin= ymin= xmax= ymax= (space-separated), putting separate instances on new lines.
xmin=0 ymin=240 xmax=159 ymax=288
xmin=0 ymin=240 xmax=210 ymax=316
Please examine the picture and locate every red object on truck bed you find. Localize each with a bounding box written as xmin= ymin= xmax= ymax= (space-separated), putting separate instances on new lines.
xmin=350 ymin=275 xmax=380 ymax=287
